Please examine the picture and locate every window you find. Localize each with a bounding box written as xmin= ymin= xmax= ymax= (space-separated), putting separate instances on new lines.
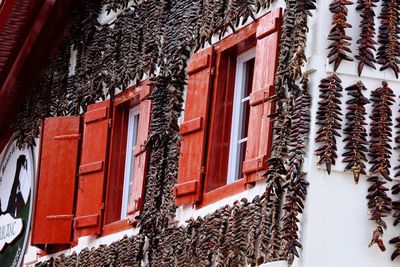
xmin=104 ymin=82 xmax=152 ymax=226
xmin=227 ymin=48 xmax=255 ymax=184
xmin=121 ymin=107 xmax=140 ymax=219
xmin=32 ymin=82 xmax=152 ymax=250
xmin=174 ymin=8 xmax=282 ymax=207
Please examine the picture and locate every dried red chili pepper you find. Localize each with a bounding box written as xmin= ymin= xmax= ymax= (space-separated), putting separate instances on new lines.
xmin=327 ymin=0 xmax=354 ymax=71
xmin=342 ymin=81 xmax=369 ymax=184
xmin=369 ymin=81 xmax=394 ymax=181
xmin=355 ymin=0 xmax=378 ymax=76
xmin=315 ymin=74 xmax=343 ymax=174
xmin=367 ymin=81 xmax=394 ymax=253
xmin=377 ymin=0 xmax=400 ymax=78
xmin=279 ymin=75 xmax=311 ymax=265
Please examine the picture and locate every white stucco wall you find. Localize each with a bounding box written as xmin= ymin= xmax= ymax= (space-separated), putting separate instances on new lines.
xmin=14 ymin=1 xmax=400 ymax=266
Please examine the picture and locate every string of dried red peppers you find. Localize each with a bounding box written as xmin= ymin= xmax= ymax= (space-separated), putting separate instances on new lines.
xmin=342 ymin=81 xmax=369 ymax=184
xmin=390 ymin=101 xmax=400 ymax=261
xmin=391 ymin=180 xmax=400 ymax=260
xmin=355 ymin=0 xmax=378 ymax=76
xmin=367 ymin=81 xmax=394 ymax=252
xmin=279 ymin=76 xmax=311 ymax=265
xmin=315 ymin=74 xmax=343 ymax=174
xmin=327 ymin=0 xmax=354 ymax=72
xmin=377 ymin=0 xmax=400 ymax=78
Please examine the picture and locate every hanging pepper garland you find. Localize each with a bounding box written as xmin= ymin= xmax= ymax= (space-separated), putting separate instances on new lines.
xmin=18 ymin=0 xmax=318 ymax=266
xmin=327 ymin=0 xmax=354 ymax=72
xmin=377 ymin=0 xmax=400 ymax=78
xmin=367 ymin=81 xmax=395 ymax=252
xmin=355 ymin=0 xmax=378 ymax=76
xmin=315 ymin=74 xmax=343 ymax=174
xmin=390 ymin=101 xmax=400 ymax=261
xmin=279 ymin=75 xmax=311 ymax=265
xmin=369 ymin=81 xmax=394 ymax=181
xmin=15 ymin=38 xmax=72 ymax=147
xmin=342 ymin=81 xmax=369 ymax=184
xmin=391 ymin=180 xmax=400 ymax=260
xmin=262 ymin=0 xmax=316 ymax=262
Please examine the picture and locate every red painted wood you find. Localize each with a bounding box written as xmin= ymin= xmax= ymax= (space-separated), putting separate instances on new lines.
xmin=74 ymin=214 xmax=99 ymax=229
xmin=104 ymin=87 xmax=140 ymax=224
xmin=244 ymin=8 xmax=282 ymax=184
xmin=205 ymin=20 xmax=257 ymax=193
xmin=79 ymin=161 xmax=104 ymax=175
xmin=242 ymin=154 xmax=269 ymax=175
xmin=204 ymin=53 xmax=237 ymax=192
xmin=104 ymin=81 xmax=151 ymax=224
xmin=74 ymin=100 xmax=111 ymax=239
xmin=173 ymin=181 xmax=198 ymax=196
xmin=175 ymin=47 xmax=215 ymax=206
xmin=214 ymin=22 xmax=258 ymax=53
xmin=102 ymin=219 xmax=131 ymax=236
xmin=0 ymin=0 xmax=15 ymax=32
xmin=249 ymin=85 xmax=274 ymax=106
xmin=31 ymin=116 xmax=80 ymax=247
xmin=127 ymin=83 xmax=152 ymax=220
xmin=0 ymin=0 xmax=55 ymax=98
xmin=180 ymin=117 xmax=203 ymax=135
xmin=0 ymin=0 xmax=78 ymax=135
xmin=0 ymin=127 xmax=13 ymax=154
xmin=200 ymin=179 xmax=246 ymax=208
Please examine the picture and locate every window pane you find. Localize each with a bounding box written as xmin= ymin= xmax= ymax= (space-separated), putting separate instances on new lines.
xmin=121 ymin=107 xmax=140 ymax=219
xmin=227 ymin=48 xmax=256 ymax=184
xmin=240 ymin=100 xmax=250 ymax=140
xmin=240 ymin=57 xmax=254 ymax=141
xmin=132 ymin=114 xmax=140 ymax=146
xmin=237 ymin=141 xmax=247 ymax=180
xmin=243 ymin=58 xmax=255 ymax=98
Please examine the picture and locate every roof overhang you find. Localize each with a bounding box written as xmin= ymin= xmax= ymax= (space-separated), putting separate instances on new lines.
xmin=0 ymin=0 xmax=78 ymax=139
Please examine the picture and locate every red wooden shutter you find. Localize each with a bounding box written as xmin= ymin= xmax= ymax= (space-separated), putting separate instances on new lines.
xmin=74 ymin=100 xmax=111 ymax=238
xmin=243 ymin=9 xmax=282 ymax=184
xmin=32 ymin=116 xmax=80 ymax=247
xmin=127 ymin=84 xmax=152 ymax=220
xmin=174 ymin=47 xmax=215 ymax=206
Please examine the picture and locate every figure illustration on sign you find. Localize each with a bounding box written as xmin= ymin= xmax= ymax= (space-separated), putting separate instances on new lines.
xmin=0 ymin=155 xmax=29 ymax=217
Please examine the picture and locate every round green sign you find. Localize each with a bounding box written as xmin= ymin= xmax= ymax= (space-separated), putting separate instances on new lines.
xmin=0 ymin=135 xmax=34 ymax=267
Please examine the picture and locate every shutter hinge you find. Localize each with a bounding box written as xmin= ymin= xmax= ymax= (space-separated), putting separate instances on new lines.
xmin=201 ymin=166 xmax=206 ymax=175
xmin=101 ymin=203 xmax=105 ymax=210
xmin=210 ymin=66 xmax=216 ymax=76
xmin=108 ymin=119 xmax=112 ymax=128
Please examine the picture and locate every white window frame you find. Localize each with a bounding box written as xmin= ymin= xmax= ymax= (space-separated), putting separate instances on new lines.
xmin=226 ymin=47 xmax=256 ymax=184
xmin=120 ymin=105 xmax=140 ymax=219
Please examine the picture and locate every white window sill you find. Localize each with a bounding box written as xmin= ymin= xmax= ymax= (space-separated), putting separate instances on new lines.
xmin=259 ymin=261 xmax=287 ymax=267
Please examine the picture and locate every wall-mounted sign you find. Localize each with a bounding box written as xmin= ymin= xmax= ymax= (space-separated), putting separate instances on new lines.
xmin=0 ymin=134 xmax=34 ymax=267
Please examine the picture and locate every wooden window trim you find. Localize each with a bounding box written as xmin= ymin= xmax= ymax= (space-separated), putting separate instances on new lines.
xmin=102 ymin=219 xmax=133 ymax=236
xmin=199 ymin=179 xmax=247 ymax=208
